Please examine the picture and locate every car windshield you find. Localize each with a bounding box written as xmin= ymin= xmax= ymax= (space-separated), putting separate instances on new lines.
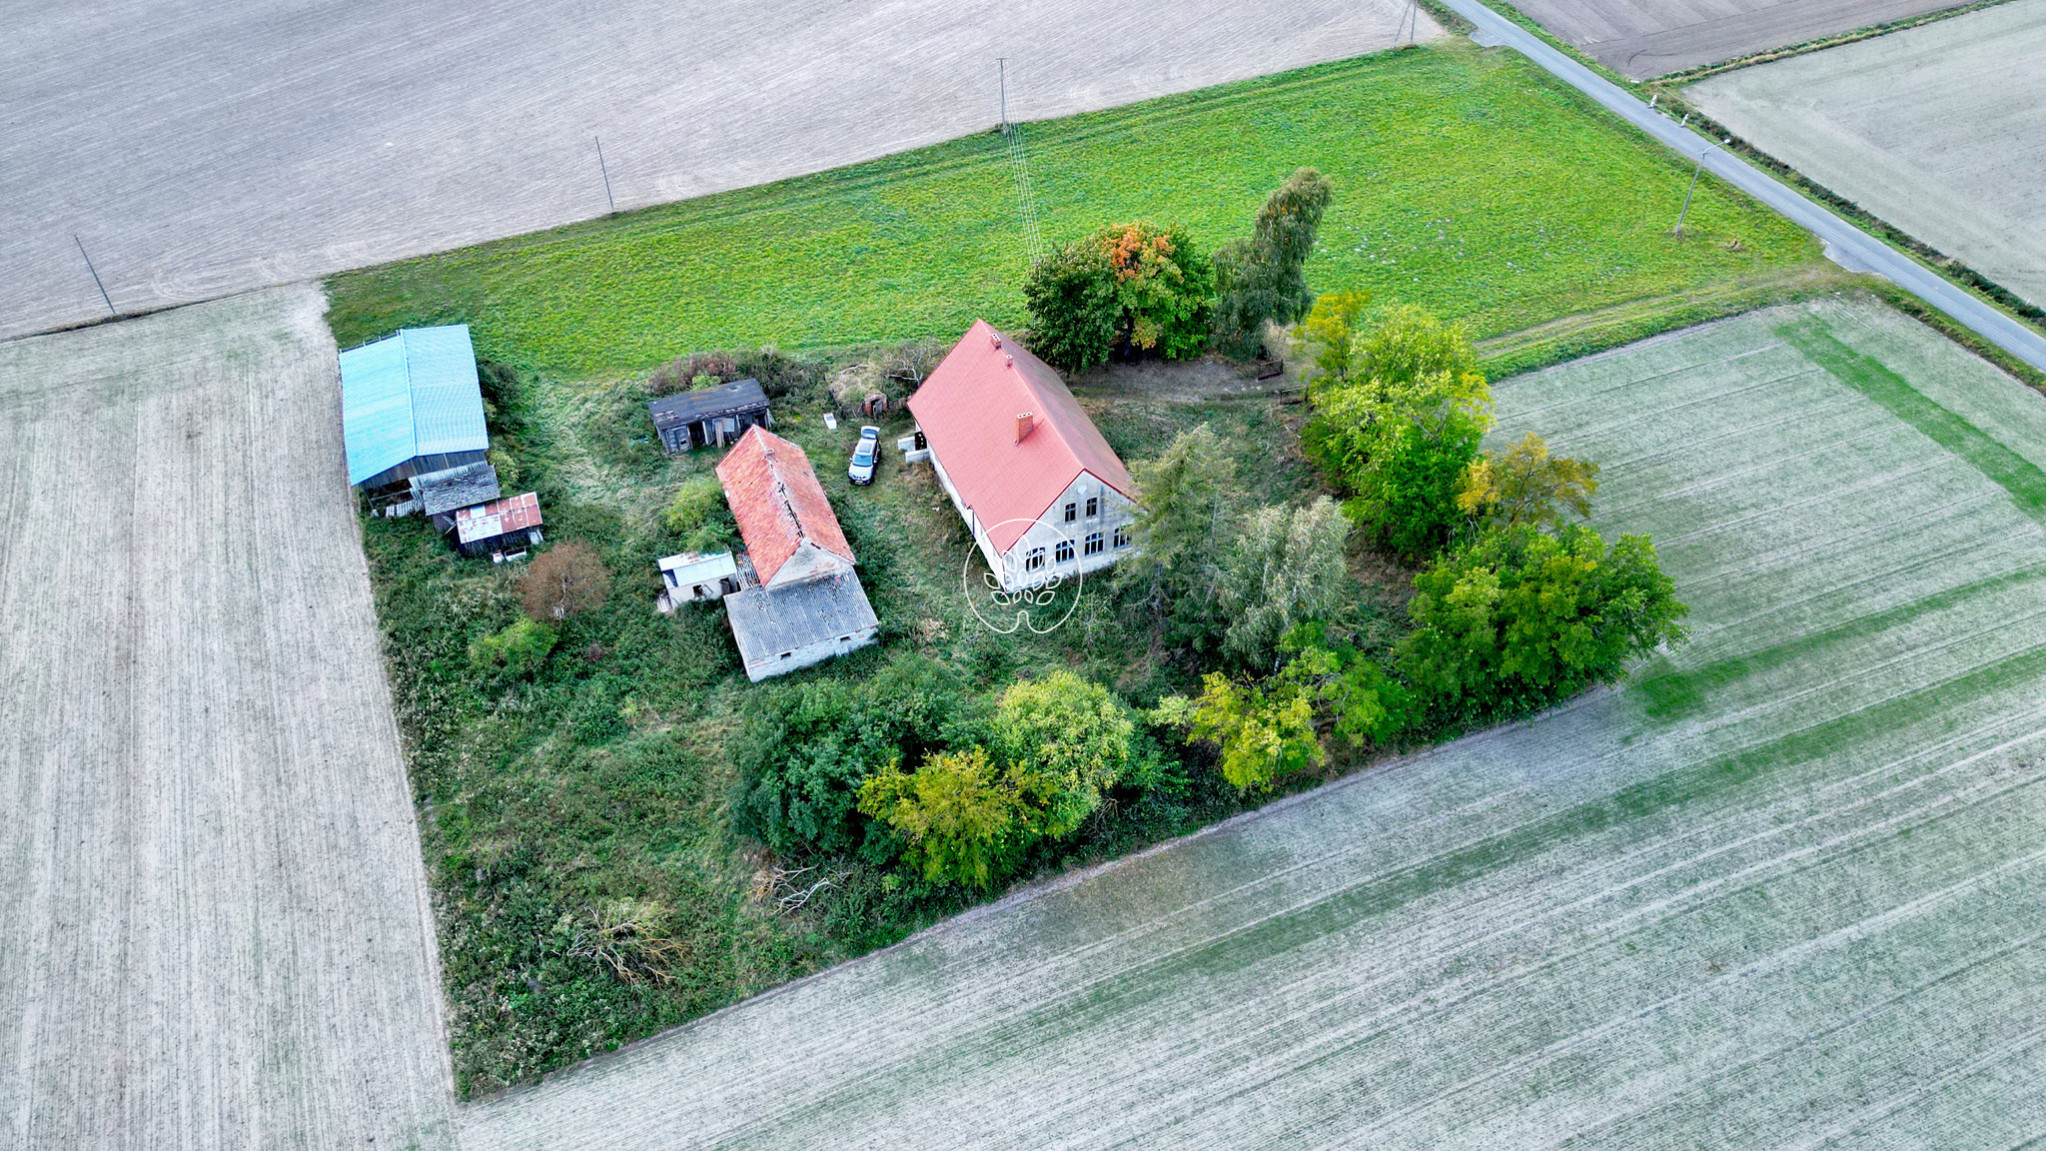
xmin=853 ymin=444 xmax=874 ymax=464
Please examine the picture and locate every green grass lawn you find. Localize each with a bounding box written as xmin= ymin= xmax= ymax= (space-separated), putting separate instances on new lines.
xmin=327 ymin=40 xmax=1821 ymax=376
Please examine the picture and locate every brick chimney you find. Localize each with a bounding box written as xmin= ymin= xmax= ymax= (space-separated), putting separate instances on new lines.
xmin=1015 ymin=412 xmax=1035 ymax=442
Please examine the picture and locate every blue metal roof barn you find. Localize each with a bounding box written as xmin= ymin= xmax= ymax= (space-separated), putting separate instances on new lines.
xmin=339 ymin=325 xmax=490 ymax=487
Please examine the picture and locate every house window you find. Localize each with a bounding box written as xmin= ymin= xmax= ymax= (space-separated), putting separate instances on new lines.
xmin=1113 ymin=526 xmax=1131 ymax=549
xmin=1084 ymin=531 xmax=1103 ymax=556
xmin=1086 ymin=496 xmax=1099 ymax=517
xmin=1055 ymin=539 xmax=1074 ymax=564
xmin=1064 ymin=502 xmax=1077 ymax=523
xmin=1025 ymin=547 xmax=1046 ymax=571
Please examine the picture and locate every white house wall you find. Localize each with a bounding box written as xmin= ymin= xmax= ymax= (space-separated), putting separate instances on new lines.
xmin=741 ymin=626 xmax=879 ymax=682
xmin=925 ymin=444 xmax=1138 ymax=593
xmin=997 ymin=471 xmax=1134 ymax=591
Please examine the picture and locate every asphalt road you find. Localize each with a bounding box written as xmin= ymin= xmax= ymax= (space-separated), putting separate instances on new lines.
xmin=0 ymin=0 xmax=1432 ymax=342
xmin=1437 ymin=0 xmax=2046 ymax=375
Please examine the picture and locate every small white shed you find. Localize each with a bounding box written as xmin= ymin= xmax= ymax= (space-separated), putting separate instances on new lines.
xmin=657 ymin=550 xmax=739 ymax=612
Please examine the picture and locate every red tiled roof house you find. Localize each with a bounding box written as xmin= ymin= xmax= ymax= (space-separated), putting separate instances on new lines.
xmin=714 ymin=426 xmax=878 ymax=680
xmin=908 ymin=321 xmax=1137 ymax=591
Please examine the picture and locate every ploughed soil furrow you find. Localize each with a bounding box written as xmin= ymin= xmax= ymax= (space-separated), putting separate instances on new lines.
xmin=0 ymin=287 xmax=454 ymax=1150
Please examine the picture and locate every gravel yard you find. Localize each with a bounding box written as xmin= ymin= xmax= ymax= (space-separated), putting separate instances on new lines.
xmin=1508 ymin=0 xmax=1968 ymax=77
xmin=0 ymin=0 xmax=1432 ymax=342
xmin=1687 ymin=0 xmax=2046 ymax=309
xmin=0 ymin=287 xmax=455 ymax=1150
xmin=456 ymin=298 xmax=2046 ymax=1148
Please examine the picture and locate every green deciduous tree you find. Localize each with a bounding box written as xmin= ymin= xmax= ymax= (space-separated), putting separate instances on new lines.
xmin=1212 ymin=168 xmax=1336 ymax=359
xmin=1297 ymin=289 xmax=1371 ymax=389
xmin=1345 ymin=414 xmax=1488 ymax=558
xmin=1022 ymin=240 xmax=1121 ymax=371
xmin=1347 ymin=304 xmax=1482 ymax=390
xmin=1183 ymin=670 xmax=1324 ymax=791
xmin=1120 ymin=425 xmax=1240 ymax=643
xmin=1303 ymin=307 xmax=1495 ymax=558
xmin=1024 ymin=221 xmax=1215 ymax=369
xmin=1457 ymin=431 xmax=1600 ymax=529
xmin=1218 ymin=497 xmax=1353 ymax=669
xmin=994 ymin=671 xmax=1138 ymax=838
xmin=1399 ymin=524 xmax=1688 ymax=716
xmin=858 ymin=747 xmax=1025 ymax=890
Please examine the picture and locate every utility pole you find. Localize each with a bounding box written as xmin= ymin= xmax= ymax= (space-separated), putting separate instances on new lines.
xmin=1675 ymin=142 xmax=1725 ymax=235
xmin=998 ymin=58 xmax=1009 ymax=135
xmin=594 ymin=136 xmax=616 ymax=214
xmin=74 ymin=234 xmax=114 ymax=317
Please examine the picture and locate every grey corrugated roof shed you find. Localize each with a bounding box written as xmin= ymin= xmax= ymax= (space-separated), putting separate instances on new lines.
xmin=724 ymin=572 xmax=877 ymax=664
xmin=411 ymin=461 xmax=501 ymax=516
xmin=647 ymin=378 xmax=769 ymax=433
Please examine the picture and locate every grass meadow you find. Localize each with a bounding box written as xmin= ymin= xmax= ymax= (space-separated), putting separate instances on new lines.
xmin=326 ymin=40 xmax=1822 ymax=377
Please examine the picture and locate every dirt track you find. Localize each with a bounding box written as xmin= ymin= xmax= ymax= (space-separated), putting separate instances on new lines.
xmin=1507 ymin=0 xmax=1967 ymax=77
xmin=0 ymin=0 xmax=1434 ymax=342
xmin=1687 ymin=0 xmax=2046 ymax=310
xmin=0 ymin=287 xmax=455 ymax=1149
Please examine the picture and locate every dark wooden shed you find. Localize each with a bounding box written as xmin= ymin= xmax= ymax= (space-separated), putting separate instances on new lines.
xmin=648 ymin=378 xmax=771 ymax=453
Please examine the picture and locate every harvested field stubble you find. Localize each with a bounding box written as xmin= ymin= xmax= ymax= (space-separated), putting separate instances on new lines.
xmin=457 ymin=299 xmax=2046 ymax=1147
xmin=1503 ymin=0 xmax=1973 ymax=78
xmin=0 ymin=288 xmax=455 ymax=1150
xmin=1687 ymin=0 xmax=2046 ymax=311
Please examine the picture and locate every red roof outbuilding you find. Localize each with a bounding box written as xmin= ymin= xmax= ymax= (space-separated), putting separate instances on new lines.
xmin=453 ymin=491 xmax=543 ymax=546
xmin=906 ymin=320 xmax=1134 ymax=555
xmin=715 ymin=426 xmax=856 ymax=586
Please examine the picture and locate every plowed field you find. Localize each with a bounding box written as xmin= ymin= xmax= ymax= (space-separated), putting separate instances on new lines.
xmin=0 ymin=288 xmax=455 ymax=1150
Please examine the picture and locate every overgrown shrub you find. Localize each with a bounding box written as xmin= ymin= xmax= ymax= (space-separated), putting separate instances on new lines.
xmin=662 ymin=476 xmax=727 ymax=536
xmin=648 ymin=351 xmax=737 ymax=395
xmin=730 ymin=654 xmax=988 ymax=859
xmin=467 ymin=617 xmax=558 ymax=676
